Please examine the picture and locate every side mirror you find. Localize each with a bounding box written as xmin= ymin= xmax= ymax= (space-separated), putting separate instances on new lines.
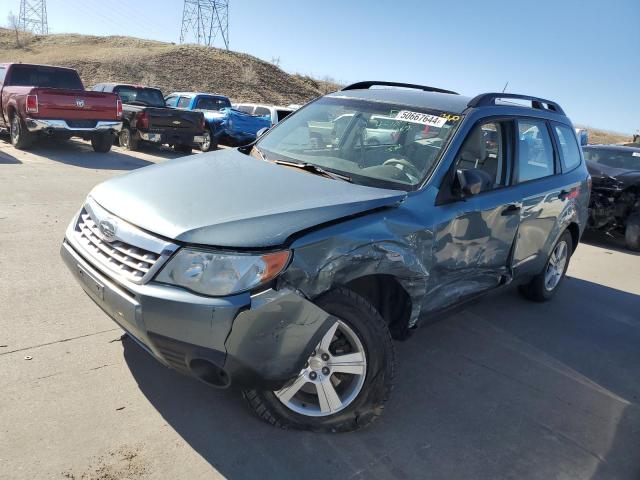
xmin=454 ymin=168 xmax=491 ymax=198
xmin=256 ymin=127 xmax=270 ymax=138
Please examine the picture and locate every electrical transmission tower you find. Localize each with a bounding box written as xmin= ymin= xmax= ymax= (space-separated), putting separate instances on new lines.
xmin=19 ymin=0 xmax=49 ymax=35
xmin=180 ymin=0 xmax=229 ymax=50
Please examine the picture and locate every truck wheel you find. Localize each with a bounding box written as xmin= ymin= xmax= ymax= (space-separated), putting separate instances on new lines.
xmin=625 ymin=214 xmax=640 ymax=251
xmin=119 ymin=127 xmax=138 ymax=151
xmin=519 ymin=230 xmax=573 ymax=302
xmin=10 ymin=114 xmax=34 ymax=150
xmin=91 ymin=133 xmax=113 ymax=153
xmin=199 ymin=129 xmax=217 ymax=152
xmin=174 ymin=144 xmax=193 ymax=154
xmin=243 ymin=286 xmax=395 ymax=432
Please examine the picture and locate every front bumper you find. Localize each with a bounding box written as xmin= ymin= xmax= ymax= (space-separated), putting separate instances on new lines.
xmin=25 ymin=118 xmax=122 ymax=133
xmin=60 ymin=238 xmax=333 ymax=390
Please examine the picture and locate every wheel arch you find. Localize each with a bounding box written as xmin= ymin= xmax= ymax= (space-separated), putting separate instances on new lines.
xmin=566 ymin=222 xmax=580 ymax=253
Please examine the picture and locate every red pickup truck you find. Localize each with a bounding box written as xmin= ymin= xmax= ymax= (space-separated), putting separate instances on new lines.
xmin=0 ymin=63 xmax=122 ymax=152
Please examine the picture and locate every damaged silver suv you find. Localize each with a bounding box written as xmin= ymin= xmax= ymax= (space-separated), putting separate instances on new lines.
xmin=61 ymin=81 xmax=590 ymax=432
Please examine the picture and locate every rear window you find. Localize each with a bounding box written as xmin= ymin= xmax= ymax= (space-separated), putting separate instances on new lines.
xmin=7 ymin=65 xmax=83 ymax=89
xmin=276 ymin=109 xmax=292 ymax=122
xmin=114 ymin=86 xmax=165 ymax=108
xmin=254 ymin=107 xmax=271 ymax=117
xmin=235 ymin=105 xmax=253 ymax=113
xmin=196 ymin=96 xmax=231 ymax=111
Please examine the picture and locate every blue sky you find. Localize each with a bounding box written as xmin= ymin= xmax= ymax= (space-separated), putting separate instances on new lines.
xmin=2 ymin=0 xmax=639 ymax=133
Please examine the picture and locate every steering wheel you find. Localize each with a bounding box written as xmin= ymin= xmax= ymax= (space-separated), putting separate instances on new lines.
xmin=383 ymin=157 xmax=421 ymax=181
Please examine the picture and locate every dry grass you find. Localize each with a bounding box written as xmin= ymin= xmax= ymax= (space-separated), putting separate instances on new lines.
xmin=0 ymin=28 xmax=342 ymax=105
xmin=574 ymin=125 xmax=633 ymax=145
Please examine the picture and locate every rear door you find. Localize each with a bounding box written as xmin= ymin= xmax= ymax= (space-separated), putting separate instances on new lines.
xmin=509 ymin=118 xmax=572 ymax=277
xmin=427 ymin=119 xmax=522 ymax=310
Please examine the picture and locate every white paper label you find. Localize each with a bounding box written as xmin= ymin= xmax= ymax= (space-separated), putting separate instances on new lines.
xmin=395 ymin=110 xmax=447 ymax=128
xmin=632 ymin=152 xmax=640 ymax=157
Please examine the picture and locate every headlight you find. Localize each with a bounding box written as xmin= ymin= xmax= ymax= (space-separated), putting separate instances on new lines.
xmin=155 ymin=248 xmax=290 ymax=296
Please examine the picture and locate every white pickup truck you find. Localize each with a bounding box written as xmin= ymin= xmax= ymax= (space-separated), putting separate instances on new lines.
xmin=232 ymin=103 xmax=295 ymax=126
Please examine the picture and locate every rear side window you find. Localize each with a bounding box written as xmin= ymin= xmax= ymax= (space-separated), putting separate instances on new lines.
xmin=177 ymin=96 xmax=192 ymax=109
xmin=554 ymin=124 xmax=581 ymax=171
xmin=254 ymin=107 xmax=271 ymax=117
xmin=0 ymin=67 xmax=7 ymax=84
xmin=165 ymin=95 xmax=178 ymax=107
xmin=7 ymin=65 xmax=83 ymax=89
xmin=516 ymin=120 xmax=555 ymax=182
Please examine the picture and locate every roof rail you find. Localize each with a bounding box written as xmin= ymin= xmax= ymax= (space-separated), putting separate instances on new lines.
xmin=342 ymin=81 xmax=459 ymax=95
xmin=468 ymin=93 xmax=565 ymax=115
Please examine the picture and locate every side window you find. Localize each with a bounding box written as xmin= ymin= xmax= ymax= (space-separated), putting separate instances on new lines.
xmin=176 ymin=96 xmax=191 ymax=109
xmin=454 ymin=121 xmax=506 ymax=192
xmin=236 ymin=105 xmax=253 ymax=113
xmin=516 ymin=120 xmax=555 ymax=182
xmin=553 ymin=124 xmax=581 ymax=171
xmin=0 ymin=67 xmax=6 ymax=84
xmin=165 ymin=95 xmax=178 ymax=107
xmin=254 ymin=107 xmax=271 ymax=117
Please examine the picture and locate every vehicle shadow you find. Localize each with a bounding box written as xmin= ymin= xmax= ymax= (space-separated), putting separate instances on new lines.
xmin=581 ymin=230 xmax=640 ymax=256
xmin=1 ymin=137 xmax=189 ymax=170
xmin=122 ymin=278 xmax=640 ymax=479
xmin=0 ymin=150 xmax=22 ymax=164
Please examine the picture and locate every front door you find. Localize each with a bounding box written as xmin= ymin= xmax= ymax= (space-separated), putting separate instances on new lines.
xmin=425 ymin=119 xmax=522 ymax=312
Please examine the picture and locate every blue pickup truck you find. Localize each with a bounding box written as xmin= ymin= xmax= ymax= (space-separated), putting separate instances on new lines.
xmin=165 ymin=92 xmax=271 ymax=150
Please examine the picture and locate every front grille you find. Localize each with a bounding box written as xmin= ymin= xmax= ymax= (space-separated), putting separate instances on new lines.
xmin=66 ymin=120 xmax=98 ymax=128
xmin=75 ymin=209 xmax=160 ymax=282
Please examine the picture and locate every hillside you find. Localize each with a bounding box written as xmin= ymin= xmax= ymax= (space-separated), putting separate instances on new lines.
xmin=0 ymin=28 xmax=340 ymax=105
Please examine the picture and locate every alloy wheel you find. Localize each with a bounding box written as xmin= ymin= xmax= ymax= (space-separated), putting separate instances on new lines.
xmin=201 ymin=130 xmax=211 ymax=151
xmin=11 ymin=116 xmax=20 ymax=144
xmin=274 ymin=320 xmax=367 ymax=417
xmin=544 ymin=240 xmax=568 ymax=291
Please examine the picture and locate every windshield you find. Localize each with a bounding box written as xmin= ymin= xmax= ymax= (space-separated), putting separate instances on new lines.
xmin=256 ymin=96 xmax=461 ymax=190
xmin=584 ymin=148 xmax=640 ymax=170
xmin=115 ymin=86 xmax=166 ymax=107
xmin=196 ymin=96 xmax=231 ymax=111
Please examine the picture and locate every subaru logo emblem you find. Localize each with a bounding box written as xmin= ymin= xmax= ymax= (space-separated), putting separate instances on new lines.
xmin=99 ymin=219 xmax=117 ymax=241
xmin=76 ymin=99 xmax=85 ymax=108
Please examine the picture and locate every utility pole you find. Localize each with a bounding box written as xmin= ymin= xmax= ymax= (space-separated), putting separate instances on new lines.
xmin=180 ymin=0 xmax=229 ymax=50
xmin=19 ymin=0 xmax=48 ymax=35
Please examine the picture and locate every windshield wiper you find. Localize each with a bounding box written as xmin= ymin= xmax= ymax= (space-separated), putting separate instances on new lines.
xmin=272 ymin=159 xmax=352 ymax=183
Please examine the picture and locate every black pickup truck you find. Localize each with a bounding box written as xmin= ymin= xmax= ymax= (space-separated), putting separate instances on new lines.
xmin=92 ymin=83 xmax=205 ymax=153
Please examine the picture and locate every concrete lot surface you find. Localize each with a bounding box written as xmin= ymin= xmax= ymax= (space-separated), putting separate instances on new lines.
xmin=1 ymin=138 xmax=639 ymax=480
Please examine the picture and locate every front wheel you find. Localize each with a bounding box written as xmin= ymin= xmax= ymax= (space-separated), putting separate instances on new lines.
xmin=199 ymin=129 xmax=217 ymax=152
xmin=243 ymin=287 xmax=395 ymax=432
xmin=519 ymin=230 xmax=573 ymax=302
xmin=624 ymin=214 xmax=640 ymax=251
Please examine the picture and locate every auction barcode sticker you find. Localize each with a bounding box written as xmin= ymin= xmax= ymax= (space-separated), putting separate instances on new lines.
xmin=633 ymin=152 xmax=640 ymax=157
xmin=395 ymin=110 xmax=447 ymax=128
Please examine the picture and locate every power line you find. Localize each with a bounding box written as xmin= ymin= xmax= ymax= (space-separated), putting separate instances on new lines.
xmin=19 ymin=0 xmax=48 ymax=34
xmin=180 ymin=0 xmax=229 ymax=50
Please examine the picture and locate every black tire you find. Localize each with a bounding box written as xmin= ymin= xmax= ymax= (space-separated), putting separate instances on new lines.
xmin=118 ymin=127 xmax=138 ymax=151
xmin=174 ymin=144 xmax=193 ymax=154
xmin=519 ymin=230 xmax=573 ymax=302
xmin=243 ymin=286 xmax=395 ymax=432
xmin=10 ymin=113 xmax=35 ymax=150
xmin=91 ymin=133 xmax=113 ymax=153
xmin=199 ymin=129 xmax=217 ymax=152
xmin=624 ymin=214 xmax=640 ymax=251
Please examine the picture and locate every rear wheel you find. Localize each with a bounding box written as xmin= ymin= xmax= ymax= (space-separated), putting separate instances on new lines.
xmin=174 ymin=143 xmax=193 ymax=154
xmin=199 ymin=129 xmax=217 ymax=152
xmin=625 ymin=214 xmax=640 ymax=251
xmin=91 ymin=133 xmax=113 ymax=153
xmin=519 ymin=230 xmax=572 ymax=302
xmin=10 ymin=114 xmax=34 ymax=149
xmin=118 ymin=127 xmax=138 ymax=151
xmin=243 ymin=287 xmax=395 ymax=432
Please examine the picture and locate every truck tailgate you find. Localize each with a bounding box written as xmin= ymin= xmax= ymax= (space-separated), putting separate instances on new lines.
xmin=34 ymin=89 xmax=118 ymax=121
xmin=146 ymin=108 xmax=203 ymax=133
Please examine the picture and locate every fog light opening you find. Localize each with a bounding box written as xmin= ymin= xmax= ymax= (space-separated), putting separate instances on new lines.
xmin=189 ymin=358 xmax=230 ymax=388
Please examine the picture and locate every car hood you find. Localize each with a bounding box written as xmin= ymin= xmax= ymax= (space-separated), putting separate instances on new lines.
xmin=89 ymin=149 xmax=406 ymax=248
xmin=586 ymin=160 xmax=640 ymax=189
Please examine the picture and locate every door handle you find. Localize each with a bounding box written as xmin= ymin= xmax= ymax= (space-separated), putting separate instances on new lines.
xmin=501 ymin=204 xmax=521 ymax=216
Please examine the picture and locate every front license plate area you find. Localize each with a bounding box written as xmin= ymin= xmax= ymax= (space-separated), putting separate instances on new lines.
xmin=78 ymin=264 xmax=104 ymax=300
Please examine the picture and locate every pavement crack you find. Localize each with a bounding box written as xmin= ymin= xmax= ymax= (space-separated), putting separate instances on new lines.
xmin=0 ymin=328 xmax=121 ymax=356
